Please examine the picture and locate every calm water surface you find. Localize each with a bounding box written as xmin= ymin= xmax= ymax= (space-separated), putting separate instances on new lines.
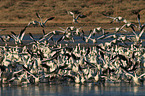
xmin=1 ymin=82 xmax=145 ymax=96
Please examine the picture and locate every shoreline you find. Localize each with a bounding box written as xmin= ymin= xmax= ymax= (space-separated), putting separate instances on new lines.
xmin=0 ymin=22 xmax=136 ymax=27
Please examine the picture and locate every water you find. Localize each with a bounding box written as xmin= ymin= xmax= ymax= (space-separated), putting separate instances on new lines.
xmin=1 ymin=26 xmax=145 ymax=46
xmin=1 ymin=82 xmax=145 ymax=96
xmin=2 ymin=32 xmax=145 ymax=47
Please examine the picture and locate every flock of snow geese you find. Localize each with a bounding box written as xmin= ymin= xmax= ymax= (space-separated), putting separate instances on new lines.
xmin=1 ymin=11 xmax=145 ymax=86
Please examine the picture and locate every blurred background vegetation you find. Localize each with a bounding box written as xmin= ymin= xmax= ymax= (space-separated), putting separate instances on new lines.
xmin=0 ymin=0 xmax=145 ymax=25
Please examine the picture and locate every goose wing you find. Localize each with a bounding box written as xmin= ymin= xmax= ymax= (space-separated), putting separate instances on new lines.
xmin=76 ymin=14 xmax=86 ymax=19
xmin=103 ymin=14 xmax=116 ymax=23
xmin=68 ymin=11 xmax=75 ymax=18
xmin=140 ymin=24 xmax=145 ymax=31
xmin=122 ymin=70 xmax=134 ymax=78
xmin=19 ymin=26 xmax=27 ymax=40
xmin=44 ymin=17 xmax=55 ymax=24
xmin=139 ymin=28 xmax=144 ymax=38
xmin=137 ymin=14 xmax=141 ymax=29
xmin=57 ymin=35 xmax=65 ymax=43
xmin=29 ymin=33 xmax=37 ymax=42
xmin=130 ymin=24 xmax=138 ymax=36
xmin=36 ymin=12 xmax=42 ymax=23
xmin=138 ymin=73 xmax=145 ymax=78
xmin=11 ymin=31 xmax=17 ymax=40
xmin=0 ymin=36 xmax=4 ymax=42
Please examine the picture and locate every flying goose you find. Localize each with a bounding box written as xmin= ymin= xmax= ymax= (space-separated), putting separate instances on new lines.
xmin=10 ymin=26 xmax=27 ymax=45
xmin=103 ymin=14 xmax=127 ymax=23
xmin=36 ymin=12 xmax=55 ymax=27
xmin=68 ymin=11 xmax=86 ymax=23
xmin=27 ymin=20 xmax=40 ymax=27
xmin=108 ymin=27 xmax=128 ymax=33
xmin=136 ymin=13 xmax=145 ymax=31
xmin=27 ymin=13 xmax=54 ymax=27
xmin=129 ymin=24 xmax=144 ymax=44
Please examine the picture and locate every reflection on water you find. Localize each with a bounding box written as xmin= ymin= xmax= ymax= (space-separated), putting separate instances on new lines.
xmin=1 ymin=82 xmax=145 ymax=96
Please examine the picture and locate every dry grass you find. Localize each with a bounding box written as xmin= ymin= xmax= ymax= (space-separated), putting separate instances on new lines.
xmin=0 ymin=0 xmax=145 ymax=26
